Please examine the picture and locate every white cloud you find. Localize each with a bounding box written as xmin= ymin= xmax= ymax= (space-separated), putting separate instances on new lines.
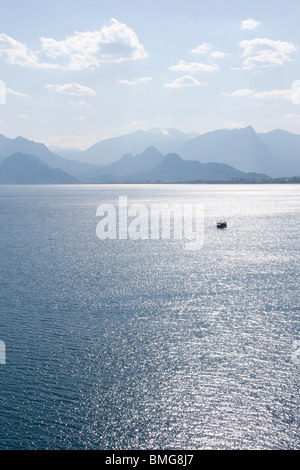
xmin=68 ymin=99 xmax=90 ymax=106
xmin=240 ymin=18 xmax=261 ymax=30
xmin=224 ymin=88 xmax=254 ymax=97
xmin=284 ymin=113 xmax=297 ymax=119
xmin=169 ymin=60 xmax=219 ymax=73
xmin=118 ymin=77 xmax=152 ymax=85
xmin=191 ymin=44 xmax=227 ymax=60
xmin=239 ymin=37 xmax=297 ymax=70
xmin=45 ymin=83 xmax=97 ymax=96
xmin=40 ymin=18 xmax=148 ymax=70
xmin=253 ymin=89 xmax=293 ymax=100
xmin=191 ymin=43 xmax=212 ymax=54
xmin=0 ymin=19 xmax=148 ymax=71
xmin=164 ymin=75 xmax=206 ymax=88
xmin=6 ymin=88 xmax=29 ymax=97
xmin=210 ymin=51 xmax=226 ymax=59
xmin=17 ymin=114 xmax=29 ymax=119
xmin=225 ymin=87 xmax=293 ymax=100
xmin=0 ymin=33 xmax=60 ymax=69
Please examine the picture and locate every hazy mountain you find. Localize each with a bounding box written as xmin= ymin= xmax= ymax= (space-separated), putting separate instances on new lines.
xmin=0 ymin=133 xmax=101 ymax=178
xmin=1 ymin=126 xmax=299 ymax=181
xmin=90 ymin=153 xmax=268 ymax=183
xmin=0 ymin=153 xmax=79 ymax=184
xmin=128 ymin=153 xmax=268 ymax=183
xmin=84 ymin=146 xmax=164 ymax=182
xmin=50 ymin=148 xmax=87 ymax=161
xmin=54 ymin=125 xmax=300 ymax=176
xmin=69 ymin=128 xmax=196 ymax=165
xmin=258 ymin=129 xmax=300 ymax=176
xmin=179 ymin=126 xmax=276 ymax=175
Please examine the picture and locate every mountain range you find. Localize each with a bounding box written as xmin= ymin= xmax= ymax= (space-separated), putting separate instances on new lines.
xmin=82 ymin=147 xmax=266 ymax=183
xmin=0 ymin=134 xmax=100 ymax=178
xmin=54 ymin=126 xmax=300 ymax=177
xmin=0 ymin=126 xmax=299 ymax=184
xmin=57 ymin=128 xmax=197 ymax=165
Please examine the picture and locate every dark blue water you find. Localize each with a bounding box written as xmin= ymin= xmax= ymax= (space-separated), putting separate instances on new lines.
xmin=0 ymin=184 xmax=299 ymax=449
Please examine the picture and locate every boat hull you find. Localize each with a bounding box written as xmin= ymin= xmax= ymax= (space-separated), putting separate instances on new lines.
xmin=217 ymin=222 xmax=227 ymax=228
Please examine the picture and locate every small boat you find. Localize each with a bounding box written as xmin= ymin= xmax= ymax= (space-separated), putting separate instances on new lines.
xmin=217 ymin=220 xmax=227 ymax=229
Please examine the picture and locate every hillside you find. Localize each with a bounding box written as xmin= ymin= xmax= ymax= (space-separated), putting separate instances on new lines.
xmin=0 ymin=153 xmax=78 ymax=184
xmin=0 ymin=134 xmax=101 ymax=179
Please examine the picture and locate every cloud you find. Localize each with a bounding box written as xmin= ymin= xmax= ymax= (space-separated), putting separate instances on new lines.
xmin=191 ymin=44 xmax=227 ymax=60
xmin=210 ymin=51 xmax=226 ymax=59
xmin=239 ymin=37 xmax=297 ymax=70
xmin=224 ymin=88 xmax=254 ymax=97
xmin=225 ymin=87 xmax=293 ymax=100
xmin=169 ymin=60 xmax=219 ymax=73
xmin=191 ymin=43 xmax=212 ymax=54
xmin=0 ymin=19 xmax=148 ymax=70
xmin=284 ymin=113 xmax=297 ymax=119
xmin=6 ymin=88 xmax=29 ymax=97
xmin=164 ymin=75 xmax=206 ymax=88
xmin=17 ymin=114 xmax=29 ymax=119
xmin=40 ymin=18 xmax=148 ymax=70
xmin=118 ymin=77 xmax=152 ymax=85
xmin=68 ymin=99 xmax=90 ymax=106
xmin=252 ymin=89 xmax=293 ymax=100
xmin=45 ymin=83 xmax=97 ymax=96
xmin=0 ymin=33 xmax=60 ymax=69
xmin=240 ymin=18 xmax=261 ymax=30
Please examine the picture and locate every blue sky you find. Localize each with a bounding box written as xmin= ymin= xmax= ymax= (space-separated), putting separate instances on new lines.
xmin=1 ymin=0 xmax=300 ymax=149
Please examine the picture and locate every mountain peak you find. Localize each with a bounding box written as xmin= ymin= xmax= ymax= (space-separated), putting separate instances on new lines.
xmin=163 ymin=153 xmax=183 ymax=164
xmin=140 ymin=145 xmax=162 ymax=155
xmin=15 ymin=136 xmax=30 ymax=142
xmin=120 ymin=153 xmax=133 ymax=161
xmin=240 ymin=125 xmax=256 ymax=134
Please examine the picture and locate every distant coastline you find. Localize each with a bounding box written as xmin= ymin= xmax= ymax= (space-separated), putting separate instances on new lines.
xmin=177 ymin=176 xmax=300 ymax=184
xmin=1 ymin=177 xmax=299 ymax=186
xmin=81 ymin=176 xmax=300 ymax=184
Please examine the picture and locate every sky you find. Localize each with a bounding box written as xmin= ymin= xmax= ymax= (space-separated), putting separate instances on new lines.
xmin=1 ymin=0 xmax=300 ymax=150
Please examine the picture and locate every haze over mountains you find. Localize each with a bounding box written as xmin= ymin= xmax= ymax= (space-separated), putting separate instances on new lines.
xmin=55 ymin=126 xmax=300 ymax=177
xmin=0 ymin=134 xmax=101 ymax=179
xmin=0 ymin=126 xmax=299 ymax=184
xmin=57 ymin=128 xmax=197 ymax=165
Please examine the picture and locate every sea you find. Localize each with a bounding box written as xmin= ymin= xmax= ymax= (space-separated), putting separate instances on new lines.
xmin=0 ymin=184 xmax=299 ymax=450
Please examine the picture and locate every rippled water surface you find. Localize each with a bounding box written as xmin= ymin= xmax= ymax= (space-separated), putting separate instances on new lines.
xmin=0 ymin=184 xmax=299 ymax=449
